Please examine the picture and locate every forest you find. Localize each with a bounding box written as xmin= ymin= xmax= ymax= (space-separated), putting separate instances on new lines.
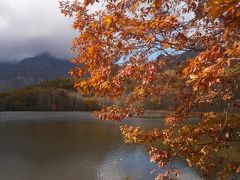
xmin=0 ymin=78 xmax=103 ymax=111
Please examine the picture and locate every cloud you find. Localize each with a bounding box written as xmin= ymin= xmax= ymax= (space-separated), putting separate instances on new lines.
xmin=0 ymin=0 xmax=76 ymax=61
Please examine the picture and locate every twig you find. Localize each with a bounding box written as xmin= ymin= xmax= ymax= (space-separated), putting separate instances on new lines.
xmin=221 ymin=103 xmax=229 ymax=132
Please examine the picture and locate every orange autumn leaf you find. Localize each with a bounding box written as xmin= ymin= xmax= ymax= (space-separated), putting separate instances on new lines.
xmin=60 ymin=0 xmax=240 ymax=179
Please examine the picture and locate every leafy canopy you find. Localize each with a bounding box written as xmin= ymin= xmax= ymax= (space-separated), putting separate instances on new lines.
xmin=60 ymin=0 xmax=240 ymax=179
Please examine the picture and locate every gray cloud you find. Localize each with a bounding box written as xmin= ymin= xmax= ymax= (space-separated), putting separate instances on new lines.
xmin=0 ymin=0 xmax=76 ymax=61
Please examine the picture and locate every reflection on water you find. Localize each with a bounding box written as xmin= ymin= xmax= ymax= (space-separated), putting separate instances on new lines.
xmin=0 ymin=112 xmax=201 ymax=180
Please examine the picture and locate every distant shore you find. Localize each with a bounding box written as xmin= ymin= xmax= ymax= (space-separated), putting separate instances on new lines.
xmin=0 ymin=110 xmax=202 ymax=122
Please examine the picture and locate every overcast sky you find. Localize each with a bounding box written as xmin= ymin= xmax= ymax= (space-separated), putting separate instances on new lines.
xmin=0 ymin=0 xmax=76 ymax=61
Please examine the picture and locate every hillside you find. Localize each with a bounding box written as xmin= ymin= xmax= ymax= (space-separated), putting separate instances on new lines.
xmin=0 ymin=78 xmax=105 ymax=111
xmin=0 ymin=53 xmax=73 ymax=92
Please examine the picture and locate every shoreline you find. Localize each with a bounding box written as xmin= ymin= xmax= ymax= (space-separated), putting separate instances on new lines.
xmin=4 ymin=110 xmax=237 ymax=123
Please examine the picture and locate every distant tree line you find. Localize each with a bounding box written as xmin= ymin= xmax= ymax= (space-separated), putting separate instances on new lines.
xmin=0 ymin=78 xmax=109 ymax=111
xmin=1 ymin=78 xmax=236 ymax=112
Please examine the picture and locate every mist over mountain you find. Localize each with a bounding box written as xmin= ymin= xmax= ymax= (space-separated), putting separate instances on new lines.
xmin=0 ymin=53 xmax=73 ymax=92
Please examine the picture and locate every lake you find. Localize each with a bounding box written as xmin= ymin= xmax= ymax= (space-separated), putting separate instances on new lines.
xmin=0 ymin=112 xmax=201 ymax=180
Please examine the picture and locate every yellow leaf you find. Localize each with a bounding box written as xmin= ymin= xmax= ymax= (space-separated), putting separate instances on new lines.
xmin=207 ymin=5 xmax=222 ymax=21
xmin=189 ymin=74 xmax=198 ymax=80
xmin=104 ymin=16 xmax=113 ymax=28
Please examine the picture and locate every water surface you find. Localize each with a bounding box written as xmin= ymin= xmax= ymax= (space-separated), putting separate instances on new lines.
xmin=0 ymin=112 xmax=200 ymax=180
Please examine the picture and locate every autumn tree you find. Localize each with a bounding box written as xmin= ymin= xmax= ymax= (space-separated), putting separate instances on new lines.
xmin=60 ymin=0 xmax=240 ymax=179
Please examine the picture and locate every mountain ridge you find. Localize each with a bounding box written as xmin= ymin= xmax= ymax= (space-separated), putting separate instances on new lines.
xmin=0 ymin=53 xmax=73 ymax=92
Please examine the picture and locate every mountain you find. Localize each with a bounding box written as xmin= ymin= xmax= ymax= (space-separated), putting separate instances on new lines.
xmin=0 ymin=53 xmax=73 ymax=92
xmin=0 ymin=62 xmax=15 ymax=80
